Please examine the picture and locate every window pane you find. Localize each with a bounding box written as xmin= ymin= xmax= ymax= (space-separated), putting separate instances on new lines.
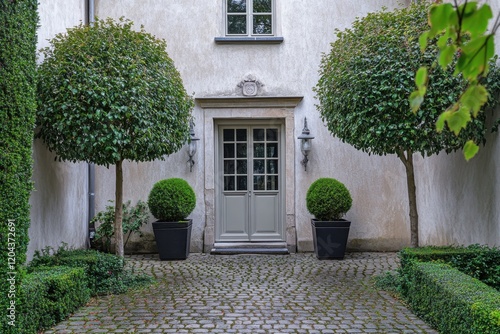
xmin=254 ymin=175 xmax=265 ymax=190
xmin=236 ymin=143 xmax=247 ymax=158
xmin=253 ymin=0 xmax=272 ymax=13
xmin=267 ymin=159 xmax=278 ymax=174
xmin=266 ymin=128 xmax=278 ymax=141
xmin=253 ymin=128 xmax=265 ymax=141
xmin=228 ymin=15 xmax=247 ymax=34
xmin=267 ymin=175 xmax=278 ymax=190
xmin=254 ymin=143 xmax=264 ymax=158
xmin=227 ymin=0 xmax=246 ymax=13
xmin=223 ymin=129 xmax=234 ymax=141
xmin=236 ymin=129 xmax=247 ymax=141
xmin=237 ymin=160 xmax=247 ymax=174
xmin=224 ymin=160 xmax=235 ymax=174
xmin=237 ymin=176 xmax=247 ymax=190
xmin=224 ymin=143 xmax=235 ymax=158
xmin=224 ymin=176 xmax=235 ymax=191
xmin=266 ymin=143 xmax=278 ymax=157
xmin=253 ymin=15 xmax=272 ymax=34
xmin=254 ymin=159 xmax=265 ymax=174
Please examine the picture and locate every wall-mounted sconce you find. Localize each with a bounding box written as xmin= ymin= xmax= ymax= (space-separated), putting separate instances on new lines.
xmin=187 ymin=121 xmax=199 ymax=172
xmin=297 ymin=117 xmax=314 ymax=171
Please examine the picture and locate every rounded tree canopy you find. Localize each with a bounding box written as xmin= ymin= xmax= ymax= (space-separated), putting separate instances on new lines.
xmin=37 ymin=17 xmax=194 ymax=166
xmin=315 ymin=2 xmax=500 ymax=157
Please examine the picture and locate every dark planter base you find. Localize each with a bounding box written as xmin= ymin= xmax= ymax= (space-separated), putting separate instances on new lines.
xmin=311 ymin=219 xmax=351 ymax=260
xmin=152 ymin=219 xmax=192 ymax=260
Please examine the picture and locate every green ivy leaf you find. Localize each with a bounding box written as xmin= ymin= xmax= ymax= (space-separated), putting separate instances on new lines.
xmin=463 ymin=140 xmax=479 ymax=161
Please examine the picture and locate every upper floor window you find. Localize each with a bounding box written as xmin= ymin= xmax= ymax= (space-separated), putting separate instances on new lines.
xmin=226 ymin=0 xmax=274 ymax=36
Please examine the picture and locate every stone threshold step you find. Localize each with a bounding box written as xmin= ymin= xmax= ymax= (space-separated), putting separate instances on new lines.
xmin=211 ymin=242 xmax=289 ymax=255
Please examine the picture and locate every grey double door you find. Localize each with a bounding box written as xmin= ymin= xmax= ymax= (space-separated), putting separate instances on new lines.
xmin=216 ymin=123 xmax=284 ymax=242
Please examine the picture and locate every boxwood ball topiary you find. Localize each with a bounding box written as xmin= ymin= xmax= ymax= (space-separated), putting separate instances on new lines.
xmin=148 ymin=178 xmax=196 ymax=221
xmin=306 ymin=178 xmax=352 ymax=221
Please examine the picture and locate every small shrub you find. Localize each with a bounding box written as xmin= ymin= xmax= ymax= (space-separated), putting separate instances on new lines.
xmin=91 ymin=200 xmax=150 ymax=253
xmin=306 ymin=178 xmax=352 ymax=220
xmin=20 ymin=266 xmax=90 ymax=332
xmin=28 ymin=244 xmax=153 ymax=296
xmin=374 ymin=271 xmax=401 ymax=295
xmin=148 ymin=178 xmax=196 ymax=221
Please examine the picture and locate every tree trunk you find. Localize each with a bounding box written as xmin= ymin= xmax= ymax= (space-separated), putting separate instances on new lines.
xmin=397 ymin=150 xmax=419 ymax=248
xmin=114 ymin=159 xmax=124 ymax=257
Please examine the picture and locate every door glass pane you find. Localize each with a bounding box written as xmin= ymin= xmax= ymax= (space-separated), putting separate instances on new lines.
xmin=227 ymin=0 xmax=246 ymax=12
xmin=223 ymin=129 xmax=234 ymax=141
xmin=266 ymin=143 xmax=278 ymax=157
xmin=254 ymin=143 xmax=264 ymax=157
xmin=236 ymin=129 xmax=247 ymax=141
xmin=253 ymin=128 xmax=265 ymax=141
xmin=228 ymin=15 xmax=247 ymax=34
xmin=237 ymin=176 xmax=247 ymax=190
xmin=224 ymin=160 xmax=235 ymax=174
xmin=254 ymin=159 xmax=265 ymax=174
xmin=224 ymin=176 xmax=235 ymax=191
xmin=236 ymin=143 xmax=247 ymax=158
xmin=253 ymin=0 xmax=272 ymax=12
xmin=267 ymin=175 xmax=278 ymax=190
xmin=253 ymin=15 xmax=272 ymax=34
xmin=267 ymin=159 xmax=278 ymax=174
xmin=266 ymin=128 xmax=278 ymax=141
xmin=237 ymin=160 xmax=247 ymax=174
xmin=224 ymin=143 xmax=235 ymax=158
xmin=254 ymin=175 xmax=265 ymax=190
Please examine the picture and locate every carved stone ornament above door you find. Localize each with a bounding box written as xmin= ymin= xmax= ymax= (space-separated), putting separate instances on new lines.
xmin=237 ymin=75 xmax=263 ymax=96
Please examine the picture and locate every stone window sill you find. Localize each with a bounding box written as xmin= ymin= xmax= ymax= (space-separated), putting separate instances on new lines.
xmin=214 ymin=36 xmax=284 ymax=45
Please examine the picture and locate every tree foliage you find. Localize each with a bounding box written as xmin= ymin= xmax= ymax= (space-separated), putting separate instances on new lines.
xmin=315 ymin=2 xmax=500 ymax=247
xmin=0 ymin=0 xmax=38 ymax=332
xmin=316 ymin=2 xmax=500 ymax=158
xmin=36 ymin=18 xmax=194 ymax=257
xmin=411 ymin=0 xmax=500 ymax=160
xmin=37 ymin=17 xmax=194 ymax=166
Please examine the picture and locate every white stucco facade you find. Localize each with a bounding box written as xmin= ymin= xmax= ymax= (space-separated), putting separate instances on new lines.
xmin=28 ymin=0 xmax=89 ymax=260
xmin=28 ymin=0 xmax=500 ymax=256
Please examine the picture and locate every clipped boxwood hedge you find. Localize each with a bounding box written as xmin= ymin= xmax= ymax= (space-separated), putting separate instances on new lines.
xmin=28 ymin=247 xmax=147 ymax=296
xmin=20 ymin=266 xmax=90 ymax=333
xmin=399 ymin=245 xmax=500 ymax=291
xmin=400 ymin=261 xmax=500 ymax=334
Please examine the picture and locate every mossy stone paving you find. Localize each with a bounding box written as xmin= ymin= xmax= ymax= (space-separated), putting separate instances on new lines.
xmin=44 ymin=253 xmax=438 ymax=333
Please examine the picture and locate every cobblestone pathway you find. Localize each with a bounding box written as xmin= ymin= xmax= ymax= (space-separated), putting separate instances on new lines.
xmin=44 ymin=252 xmax=438 ymax=333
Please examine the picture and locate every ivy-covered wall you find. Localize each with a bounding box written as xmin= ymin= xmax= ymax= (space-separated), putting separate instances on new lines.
xmin=0 ymin=0 xmax=38 ymax=332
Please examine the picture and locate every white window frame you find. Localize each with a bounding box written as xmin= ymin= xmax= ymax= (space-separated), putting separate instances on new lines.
xmin=225 ymin=0 xmax=275 ymax=37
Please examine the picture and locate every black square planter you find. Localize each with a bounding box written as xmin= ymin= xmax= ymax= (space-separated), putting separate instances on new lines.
xmin=152 ymin=219 xmax=192 ymax=260
xmin=311 ymin=219 xmax=351 ymax=260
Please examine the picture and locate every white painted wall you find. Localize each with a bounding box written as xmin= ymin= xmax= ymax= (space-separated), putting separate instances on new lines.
xmin=87 ymin=0 xmax=499 ymax=252
xmin=28 ymin=0 xmax=88 ymax=260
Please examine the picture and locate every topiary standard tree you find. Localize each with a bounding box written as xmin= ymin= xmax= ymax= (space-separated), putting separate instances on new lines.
xmin=37 ymin=18 xmax=194 ymax=257
xmin=0 ymin=0 xmax=38 ymax=332
xmin=315 ymin=2 xmax=500 ymax=247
